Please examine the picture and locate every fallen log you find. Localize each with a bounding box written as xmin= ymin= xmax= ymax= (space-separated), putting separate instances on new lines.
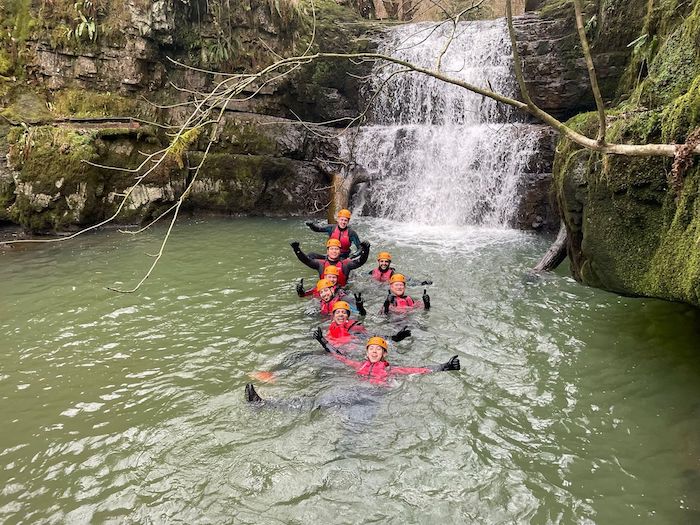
xmin=532 ymin=222 xmax=567 ymax=272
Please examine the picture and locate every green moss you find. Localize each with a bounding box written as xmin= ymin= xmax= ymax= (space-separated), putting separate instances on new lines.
xmin=555 ymin=99 xmax=700 ymax=306
xmin=659 ymin=76 xmax=700 ymax=143
xmin=220 ymin=120 xmax=278 ymax=156
xmin=51 ymin=89 xmax=141 ymax=118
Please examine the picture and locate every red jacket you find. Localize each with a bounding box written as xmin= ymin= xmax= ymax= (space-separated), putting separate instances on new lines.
xmin=332 ymin=354 xmax=431 ymax=385
xmin=326 ymin=320 xmax=366 ymax=344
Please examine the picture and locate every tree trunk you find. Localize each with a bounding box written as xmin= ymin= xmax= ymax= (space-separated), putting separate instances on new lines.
xmin=532 ymin=222 xmax=568 ymax=272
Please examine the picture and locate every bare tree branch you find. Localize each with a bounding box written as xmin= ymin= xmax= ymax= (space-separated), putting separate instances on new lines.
xmin=573 ymin=0 xmax=606 ymax=145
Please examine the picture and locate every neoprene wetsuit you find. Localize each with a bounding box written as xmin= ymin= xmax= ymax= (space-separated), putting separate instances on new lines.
xmin=292 ymin=244 xmax=370 ymax=287
xmin=307 ymin=223 xmax=361 ymax=258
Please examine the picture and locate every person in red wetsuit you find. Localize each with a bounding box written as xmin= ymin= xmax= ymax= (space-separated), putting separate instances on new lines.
xmin=290 ymin=238 xmax=370 ymax=288
xmin=316 ymin=278 xmax=347 ymax=315
xmin=368 ymin=251 xmax=433 ymax=285
xmin=315 ymin=334 xmax=459 ymax=385
xmin=297 ymin=265 xmax=342 ymax=298
xmin=243 ymin=336 xmax=460 ymax=402
xmin=323 ymin=301 xmax=408 ymax=345
xmin=382 ymin=273 xmax=431 ymax=314
xmin=305 ymin=208 xmax=362 ymax=259
xmin=369 ymin=251 xmax=396 ymax=282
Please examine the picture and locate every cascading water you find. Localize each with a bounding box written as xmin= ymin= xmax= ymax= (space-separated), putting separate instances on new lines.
xmin=344 ymin=20 xmax=543 ymax=227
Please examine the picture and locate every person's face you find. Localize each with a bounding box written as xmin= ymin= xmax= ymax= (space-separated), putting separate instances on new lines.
xmin=327 ymin=246 xmax=341 ymax=259
xmin=366 ymin=344 xmax=385 ymax=363
xmin=319 ymin=287 xmax=333 ymax=301
xmin=337 ymin=216 xmax=349 ymax=228
xmin=378 ymin=258 xmax=390 ymax=270
xmin=390 ymin=281 xmax=405 ymax=296
xmin=324 ymin=273 xmax=338 ymax=285
xmin=332 ymin=309 xmax=349 ymax=324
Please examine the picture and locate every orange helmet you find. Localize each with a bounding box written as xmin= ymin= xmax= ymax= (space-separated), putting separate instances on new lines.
xmin=332 ymin=301 xmax=351 ymax=313
xmin=389 ymin=273 xmax=406 ymax=284
xmin=316 ymin=278 xmax=334 ymax=291
xmin=323 ymin=265 xmax=340 ymax=276
xmin=337 ymin=209 xmax=352 ymax=219
xmin=326 ymin=239 xmax=342 ymax=248
xmin=377 ymin=251 xmax=392 ymax=261
xmin=366 ymin=336 xmax=388 ymax=351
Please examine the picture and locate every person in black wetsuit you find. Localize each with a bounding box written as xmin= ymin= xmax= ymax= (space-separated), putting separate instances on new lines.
xmin=290 ymin=238 xmax=370 ymax=288
xmin=305 ymin=208 xmax=362 ymax=260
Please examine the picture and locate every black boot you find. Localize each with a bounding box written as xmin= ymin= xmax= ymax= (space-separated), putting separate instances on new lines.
xmin=245 ymin=383 xmax=263 ymax=403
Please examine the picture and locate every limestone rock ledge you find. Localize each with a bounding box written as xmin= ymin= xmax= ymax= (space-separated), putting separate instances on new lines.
xmin=1 ymin=113 xmax=339 ymax=232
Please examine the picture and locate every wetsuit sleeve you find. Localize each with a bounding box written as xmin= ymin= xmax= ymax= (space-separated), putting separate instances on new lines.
xmin=307 ymin=222 xmax=331 ymax=233
xmin=349 ymin=228 xmax=361 ymax=250
xmin=388 ymin=366 xmax=432 ymax=376
xmin=303 ymin=288 xmax=315 ymax=297
xmin=293 ymin=246 xmax=324 ymax=273
xmin=331 ymin=352 xmax=363 ymax=371
xmin=344 ymin=244 xmax=370 ymax=272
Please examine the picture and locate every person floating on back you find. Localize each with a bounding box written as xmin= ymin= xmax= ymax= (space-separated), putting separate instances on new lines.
xmin=314 ymin=334 xmax=459 ymax=385
xmin=305 ymin=208 xmax=361 ymax=259
xmin=382 ymin=273 xmax=431 ymax=314
xmin=290 ymin=238 xmax=370 ymax=287
xmin=244 ymin=335 xmax=460 ymax=402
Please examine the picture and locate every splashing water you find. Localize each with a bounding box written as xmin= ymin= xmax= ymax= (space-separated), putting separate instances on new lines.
xmin=344 ymin=20 xmax=544 ymax=227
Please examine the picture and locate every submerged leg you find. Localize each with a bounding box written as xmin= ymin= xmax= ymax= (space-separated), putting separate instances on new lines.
xmin=245 ymin=383 xmax=263 ymax=403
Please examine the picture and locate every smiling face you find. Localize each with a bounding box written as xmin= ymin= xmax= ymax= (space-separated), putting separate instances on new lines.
xmin=323 ymin=273 xmax=338 ymax=285
xmin=389 ymin=281 xmax=405 ymax=296
xmin=332 ymin=308 xmax=349 ymax=325
xmin=378 ymin=258 xmax=391 ymax=271
xmin=327 ymin=246 xmax=341 ymax=259
xmin=337 ymin=216 xmax=349 ymax=229
xmin=319 ymin=287 xmax=334 ymax=302
xmin=366 ymin=344 xmax=386 ymax=363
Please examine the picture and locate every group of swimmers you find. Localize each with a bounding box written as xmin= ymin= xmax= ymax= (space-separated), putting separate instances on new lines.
xmin=245 ymin=209 xmax=460 ymax=403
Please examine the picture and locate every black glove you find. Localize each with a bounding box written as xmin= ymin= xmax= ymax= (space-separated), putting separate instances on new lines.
xmin=383 ymin=292 xmax=392 ymax=315
xmin=305 ymin=220 xmax=314 ymax=227
xmin=290 ymin=241 xmax=300 ymax=252
xmin=420 ymin=280 xmax=433 ymax=286
xmin=360 ymin=240 xmax=371 ymax=251
xmin=422 ymin=289 xmax=431 ymax=310
xmin=313 ymin=327 xmax=330 ymax=352
xmin=391 ymin=325 xmax=411 ymax=342
xmin=296 ymin=278 xmax=305 ymax=297
xmin=440 ymin=355 xmax=460 ymax=371
xmin=354 ymin=292 xmax=366 ymax=316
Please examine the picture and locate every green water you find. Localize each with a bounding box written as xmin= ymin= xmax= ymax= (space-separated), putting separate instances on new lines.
xmin=1 ymin=217 xmax=699 ymax=524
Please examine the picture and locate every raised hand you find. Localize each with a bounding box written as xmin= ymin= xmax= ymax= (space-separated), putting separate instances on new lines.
xmin=290 ymin=241 xmax=300 ymax=251
xmin=422 ymin=289 xmax=431 ymax=310
xmin=312 ymin=327 xmax=330 ymax=351
xmin=391 ymin=325 xmax=411 ymax=342
xmin=360 ymin=240 xmax=371 ymax=251
xmin=383 ymin=291 xmax=392 ymax=315
xmin=441 ymin=355 xmax=460 ymax=371
xmin=354 ymin=292 xmax=366 ymax=316
xmin=296 ymin=278 xmax=305 ymax=297
xmin=420 ymin=280 xmax=433 ymax=286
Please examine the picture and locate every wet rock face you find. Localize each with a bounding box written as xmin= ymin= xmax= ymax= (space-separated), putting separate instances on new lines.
xmin=2 ymin=114 xmax=338 ymax=232
xmin=513 ymin=125 xmax=558 ymax=232
xmin=512 ymin=12 xmax=635 ymax=120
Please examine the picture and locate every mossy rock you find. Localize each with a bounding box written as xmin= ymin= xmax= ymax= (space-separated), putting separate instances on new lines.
xmin=555 ymin=106 xmax=700 ymax=306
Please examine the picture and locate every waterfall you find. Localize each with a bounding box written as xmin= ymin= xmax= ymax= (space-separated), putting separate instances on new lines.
xmin=344 ymin=20 xmax=543 ymax=227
